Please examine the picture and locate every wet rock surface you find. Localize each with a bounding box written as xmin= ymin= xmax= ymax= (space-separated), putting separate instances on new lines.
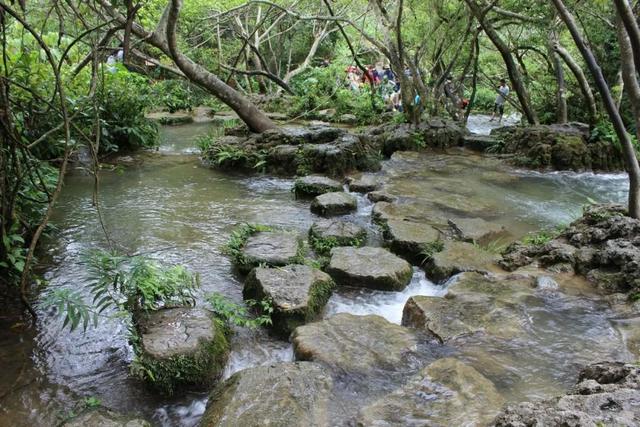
xmin=309 ymin=219 xmax=367 ymax=246
xmin=359 ymin=358 xmax=504 ymax=427
xmin=365 ymin=119 xmax=465 ymax=156
xmin=448 ymin=217 xmax=507 ymax=246
xmin=292 ymin=313 xmax=417 ymax=375
xmin=201 ymin=362 xmax=333 ymax=427
xmin=493 ymin=362 xmax=640 ymax=426
xmin=326 ymin=246 xmax=413 ymax=291
xmin=501 ymin=204 xmax=640 ymax=296
xmin=244 ymin=265 xmax=335 ymax=336
xmin=347 ymin=174 xmax=380 ymax=193
xmin=383 ymin=219 xmax=442 ymax=263
xmin=310 ymin=192 xmax=357 ymax=216
xmin=62 ymin=408 xmax=150 ymax=427
xmin=425 ymin=240 xmax=501 ymax=282
xmin=490 ymin=124 xmax=624 ymax=171
xmin=242 ymin=231 xmax=301 ymax=271
xmin=294 ymin=175 xmax=343 ymax=197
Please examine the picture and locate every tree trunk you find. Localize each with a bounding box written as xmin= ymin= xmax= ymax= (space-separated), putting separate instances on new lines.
xmin=617 ymin=12 xmax=640 ymax=145
xmin=613 ymin=0 xmax=640 ymax=71
xmin=548 ymin=22 xmax=567 ymax=123
xmin=553 ymin=43 xmax=597 ymax=124
xmin=552 ymin=0 xmax=640 ymax=218
xmin=465 ymin=0 xmax=539 ymax=124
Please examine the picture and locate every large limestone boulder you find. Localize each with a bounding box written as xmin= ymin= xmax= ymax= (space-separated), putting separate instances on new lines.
xmin=244 ymin=265 xmax=335 ymax=336
xmin=326 ymin=246 xmax=413 ymax=291
xmin=241 ymin=231 xmax=302 ymax=272
xmin=448 ymin=217 xmax=508 ymax=246
xmin=402 ymin=272 xmax=531 ymax=342
xmin=424 ymin=240 xmax=501 ymax=282
xmin=358 ymin=358 xmax=504 ymax=427
xmin=493 ymin=362 xmax=640 ymax=426
xmin=135 ymin=308 xmax=229 ymax=394
xmin=62 ymin=408 xmax=150 ymax=427
xmin=384 ymin=219 xmax=442 ymax=263
xmin=200 ymin=362 xmax=333 ymax=427
xmin=293 ymin=175 xmax=342 ymax=197
xmin=292 ymin=313 xmax=417 ymax=375
xmin=309 ymin=219 xmax=367 ymax=254
xmin=310 ymin=192 xmax=357 ymax=216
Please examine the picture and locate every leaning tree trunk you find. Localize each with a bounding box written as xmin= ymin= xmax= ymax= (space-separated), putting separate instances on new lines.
xmin=613 ymin=0 xmax=640 ymax=72
xmin=553 ymin=43 xmax=597 ymax=124
xmin=552 ymin=0 xmax=640 ymax=218
xmin=465 ymin=0 xmax=539 ymax=125
xmin=617 ymin=12 xmax=640 ymax=152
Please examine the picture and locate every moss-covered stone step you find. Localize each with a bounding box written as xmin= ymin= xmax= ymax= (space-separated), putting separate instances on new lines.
xmin=240 ymin=231 xmax=304 ymax=273
xmin=293 ymin=175 xmax=342 ymax=198
xmin=133 ymin=307 xmax=229 ymax=394
xmin=308 ymin=219 xmax=366 ymax=255
xmin=326 ymin=246 xmax=413 ymax=291
xmin=244 ymin=265 xmax=335 ymax=337
xmin=310 ymin=192 xmax=357 ymax=217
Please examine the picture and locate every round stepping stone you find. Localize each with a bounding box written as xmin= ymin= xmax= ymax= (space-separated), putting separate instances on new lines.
xmin=293 ymin=175 xmax=342 ymax=197
xmin=348 ymin=174 xmax=380 ymax=193
xmin=326 ymin=246 xmax=413 ymax=291
xmin=200 ymin=362 xmax=332 ymax=427
xmin=310 ymin=192 xmax=357 ymax=217
xmin=136 ymin=307 xmax=229 ymax=393
xmin=309 ymin=219 xmax=366 ymax=254
xmin=241 ymin=231 xmax=302 ymax=272
xmin=384 ymin=219 xmax=442 ymax=263
xmin=244 ymin=265 xmax=335 ymax=336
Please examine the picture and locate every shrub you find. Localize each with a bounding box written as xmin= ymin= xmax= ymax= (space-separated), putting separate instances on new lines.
xmin=206 ymin=292 xmax=273 ymax=329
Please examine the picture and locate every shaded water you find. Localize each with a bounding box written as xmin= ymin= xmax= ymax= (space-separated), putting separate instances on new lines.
xmin=0 ymin=121 xmax=632 ymax=426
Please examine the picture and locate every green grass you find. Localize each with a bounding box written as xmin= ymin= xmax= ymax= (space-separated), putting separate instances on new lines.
xmin=419 ymin=240 xmax=444 ymax=264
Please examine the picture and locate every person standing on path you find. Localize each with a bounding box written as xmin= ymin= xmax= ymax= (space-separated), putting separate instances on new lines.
xmin=490 ymin=79 xmax=510 ymax=123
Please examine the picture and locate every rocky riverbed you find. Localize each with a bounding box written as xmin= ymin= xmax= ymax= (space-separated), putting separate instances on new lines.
xmin=3 ymin=119 xmax=638 ymax=426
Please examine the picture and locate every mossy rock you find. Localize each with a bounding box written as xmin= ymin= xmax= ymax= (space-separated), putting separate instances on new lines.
xmin=240 ymin=231 xmax=305 ymax=273
xmin=132 ymin=308 xmax=229 ymax=395
xmin=310 ymin=192 xmax=357 ymax=217
xmin=244 ymin=265 xmax=335 ymax=337
xmin=293 ymin=175 xmax=343 ymax=198
xmin=308 ymin=219 xmax=367 ymax=255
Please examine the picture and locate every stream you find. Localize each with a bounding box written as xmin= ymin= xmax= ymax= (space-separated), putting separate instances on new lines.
xmin=0 ymin=117 xmax=632 ymax=426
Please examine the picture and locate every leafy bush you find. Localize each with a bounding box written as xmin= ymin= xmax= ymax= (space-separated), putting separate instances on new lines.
xmin=206 ymin=292 xmax=273 ymax=329
xmin=42 ymin=250 xmax=199 ymax=331
xmin=99 ymin=65 xmax=159 ymax=151
xmin=590 ymin=120 xmax=640 ymax=153
xmin=150 ymin=79 xmax=214 ymax=113
xmin=467 ymin=86 xmax=495 ymax=112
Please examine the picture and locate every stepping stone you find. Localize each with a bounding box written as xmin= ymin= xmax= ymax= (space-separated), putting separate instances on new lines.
xmin=367 ymin=190 xmax=397 ymax=203
xmin=401 ymin=272 xmax=532 ymax=342
xmin=384 ymin=219 xmax=442 ymax=263
xmin=242 ymin=231 xmax=302 ymax=272
xmin=358 ymin=358 xmax=504 ymax=426
xmin=348 ymin=174 xmax=380 ymax=193
xmin=310 ymin=192 xmax=357 ymax=216
xmin=463 ymin=134 xmax=501 ymax=152
xmin=244 ymin=265 xmax=335 ymax=336
xmin=293 ymin=175 xmax=342 ymax=197
xmin=292 ymin=313 xmax=417 ymax=375
xmin=448 ymin=217 xmax=507 ymax=246
xmin=200 ymin=362 xmax=332 ymax=427
xmin=424 ymin=240 xmax=501 ymax=282
xmin=326 ymin=246 xmax=413 ymax=291
xmin=309 ymin=219 xmax=367 ymax=254
xmin=136 ymin=308 xmax=229 ymax=393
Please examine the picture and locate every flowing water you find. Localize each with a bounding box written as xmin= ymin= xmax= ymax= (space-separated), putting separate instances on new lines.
xmin=0 ymin=120 xmax=633 ymax=426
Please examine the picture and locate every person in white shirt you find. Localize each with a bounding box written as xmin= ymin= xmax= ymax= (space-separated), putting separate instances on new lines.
xmin=489 ymin=78 xmax=510 ymax=123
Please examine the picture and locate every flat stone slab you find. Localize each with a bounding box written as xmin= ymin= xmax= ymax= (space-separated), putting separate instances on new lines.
xmin=242 ymin=231 xmax=301 ymax=270
xmin=62 ymin=409 xmax=150 ymax=427
xmin=200 ymin=362 xmax=333 ymax=427
xmin=448 ymin=217 xmax=507 ymax=246
xmin=310 ymin=192 xmax=357 ymax=217
xmin=385 ymin=219 xmax=442 ymax=262
xmin=309 ymin=219 xmax=366 ymax=246
xmin=293 ymin=175 xmax=342 ymax=197
xmin=244 ymin=265 xmax=335 ymax=336
xmin=326 ymin=246 xmax=413 ymax=291
xmin=367 ymin=191 xmax=397 ymax=203
xmin=292 ymin=313 xmax=417 ymax=375
xmin=424 ymin=240 xmax=501 ymax=282
xmin=348 ymin=174 xmax=380 ymax=193
xmin=139 ymin=308 xmax=216 ymax=359
xmin=358 ymin=358 xmax=504 ymax=426
xmin=402 ymin=272 xmax=533 ymax=342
